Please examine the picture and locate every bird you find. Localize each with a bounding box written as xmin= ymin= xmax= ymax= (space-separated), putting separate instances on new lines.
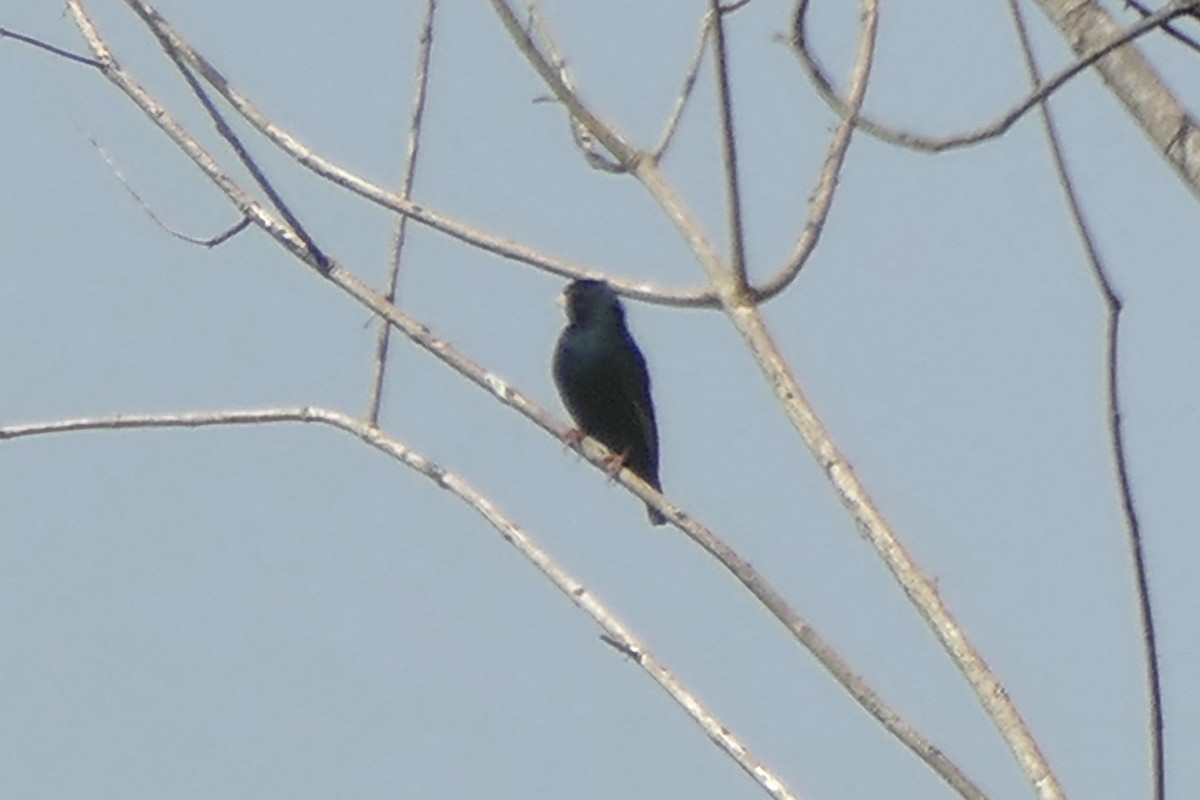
xmin=552 ymin=279 xmax=665 ymax=525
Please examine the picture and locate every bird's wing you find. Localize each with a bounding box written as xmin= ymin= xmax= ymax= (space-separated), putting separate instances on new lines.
xmin=620 ymin=334 xmax=659 ymax=470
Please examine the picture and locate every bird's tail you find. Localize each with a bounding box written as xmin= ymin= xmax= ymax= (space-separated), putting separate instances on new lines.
xmin=646 ymin=503 xmax=667 ymax=526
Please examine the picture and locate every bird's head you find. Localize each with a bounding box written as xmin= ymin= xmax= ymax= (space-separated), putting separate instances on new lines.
xmin=560 ymin=279 xmax=625 ymax=326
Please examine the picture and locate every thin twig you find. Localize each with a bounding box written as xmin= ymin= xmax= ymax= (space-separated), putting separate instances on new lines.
xmin=651 ymin=11 xmax=713 ymax=162
xmin=1124 ymin=0 xmax=1200 ymax=55
xmin=788 ymin=0 xmax=1200 ymax=154
xmin=756 ymin=0 xmax=876 ymax=298
xmin=524 ymin=3 xmax=625 ymax=173
xmin=0 ymin=25 xmax=103 ymax=66
xmin=128 ymin=1 xmax=329 ymax=273
xmin=709 ymin=0 xmax=750 ymax=289
xmin=1007 ymin=3 xmax=1163 ymax=799
xmin=0 ymin=404 xmax=800 ymax=800
xmin=87 ymin=133 xmax=251 ymax=246
xmin=367 ymin=0 xmax=438 ymax=425
xmin=489 ymin=0 xmax=637 ymax=168
xmin=493 ymin=0 xmax=733 ymax=296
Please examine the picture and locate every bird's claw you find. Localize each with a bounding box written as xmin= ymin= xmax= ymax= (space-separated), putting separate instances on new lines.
xmin=561 ymin=428 xmax=627 ymax=482
xmin=602 ymin=451 xmax=628 ymax=481
xmin=562 ymin=427 xmax=587 ymax=449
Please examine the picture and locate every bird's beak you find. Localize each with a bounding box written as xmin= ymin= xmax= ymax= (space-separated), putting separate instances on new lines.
xmin=555 ymin=288 xmax=567 ymax=309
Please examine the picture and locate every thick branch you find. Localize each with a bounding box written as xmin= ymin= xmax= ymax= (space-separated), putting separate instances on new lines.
xmin=1031 ymin=0 xmax=1200 ymax=201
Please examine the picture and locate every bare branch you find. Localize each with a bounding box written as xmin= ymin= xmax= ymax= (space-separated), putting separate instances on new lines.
xmin=736 ymin=2 xmax=1069 ymax=797
xmin=0 ymin=404 xmax=801 ymax=800
xmin=368 ymin=0 xmax=438 ymax=425
xmin=651 ymin=11 xmax=713 ymax=162
xmin=66 ymin=0 xmax=651 ymax=527
xmin=128 ymin=2 xmax=330 ymax=273
xmin=0 ymin=25 xmax=103 ymax=67
xmin=1028 ymin=0 xmax=1200 ymax=201
xmin=709 ymin=0 xmax=749 ymax=288
xmin=489 ymin=0 xmax=738 ymax=304
xmin=109 ymin=0 xmax=709 ymax=301
xmin=1124 ymin=0 xmax=1200 ymax=56
xmin=788 ymin=0 xmax=1200 ymax=168
xmin=525 ymin=4 xmax=625 ymax=173
xmin=489 ymin=0 xmax=637 ymax=168
xmin=87 ymin=133 xmax=251 ymax=246
xmin=1007 ymin=3 xmax=1164 ymax=798
xmin=58 ymin=7 xmax=994 ymax=795
xmin=490 ymin=0 xmax=1028 ymax=797
xmin=756 ymin=0 xmax=877 ymax=298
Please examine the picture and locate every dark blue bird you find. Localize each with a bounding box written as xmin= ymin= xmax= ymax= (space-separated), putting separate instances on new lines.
xmin=553 ymin=279 xmax=665 ymax=525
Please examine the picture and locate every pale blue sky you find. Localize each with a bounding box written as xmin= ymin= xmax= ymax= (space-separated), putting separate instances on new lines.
xmin=3 ymin=1 xmax=1199 ymax=798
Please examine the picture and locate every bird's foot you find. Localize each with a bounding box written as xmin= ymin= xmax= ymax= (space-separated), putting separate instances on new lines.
xmin=562 ymin=427 xmax=587 ymax=449
xmin=602 ymin=451 xmax=629 ymax=482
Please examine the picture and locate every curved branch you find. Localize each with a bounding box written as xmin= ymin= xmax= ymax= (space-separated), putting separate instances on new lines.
xmin=146 ymin=17 xmax=331 ymax=272
xmin=651 ymin=10 xmax=714 ymax=162
xmin=789 ymin=0 xmax=1200 ymax=175
xmin=755 ymin=0 xmax=877 ymax=299
xmin=0 ymin=405 xmax=801 ymax=800
xmin=88 ymin=134 xmax=252 ymax=246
